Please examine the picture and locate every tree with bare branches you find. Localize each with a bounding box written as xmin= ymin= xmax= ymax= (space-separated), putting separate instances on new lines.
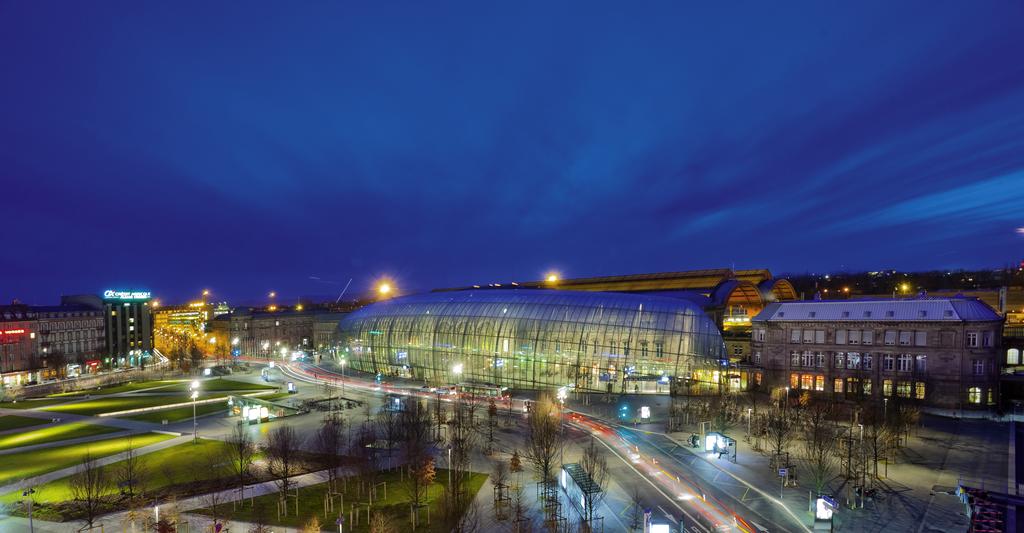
xmin=523 ymin=395 xmax=563 ymax=498
xmin=579 ymin=438 xmax=608 ymax=531
xmin=764 ymin=406 xmax=797 ymax=468
xmin=798 ymin=402 xmax=839 ymax=496
xmin=313 ymin=414 xmax=346 ymax=493
xmin=369 ymin=510 xmax=397 ymax=533
xmin=115 ymin=435 xmax=147 ymax=500
xmin=227 ymin=423 xmax=257 ymax=500
xmin=70 ymin=452 xmax=111 ymax=528
xmin=265 ymin=425 xmax=303 ymax=503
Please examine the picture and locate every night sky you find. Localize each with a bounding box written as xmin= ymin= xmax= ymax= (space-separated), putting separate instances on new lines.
xmin=3 ymin=2 xmax=1023 ymax=304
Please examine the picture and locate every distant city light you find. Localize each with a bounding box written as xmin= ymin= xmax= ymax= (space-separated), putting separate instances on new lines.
xmin=546 ymin=273 xmax=560 ymax=283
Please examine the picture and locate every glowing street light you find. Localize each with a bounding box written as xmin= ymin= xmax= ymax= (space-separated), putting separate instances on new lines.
xmin=452 ymin=363 xmax=464 ymax=375
xmin=189 ymin=381 xmax=201 ymax=443
xmin=231 ymin=337 xmax=239 ymax=346
xmin=378 ymin=282 xmax=392 ymax=296
xmin=546 ymin=273 xmax=560 ymax=283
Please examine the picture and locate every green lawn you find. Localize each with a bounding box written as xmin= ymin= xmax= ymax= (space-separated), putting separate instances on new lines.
xmin=46 ymin=380 xmax=183 ymax=397
xmin=123 ymin=401 xmax=232 ymax=423
xmin=163 ymin=377 xmax=276 ymax=393
xmin=0 ymin=399 xmax=70 ymax=410
xmin=0 ymin=422 xmax=121 ymax=451
xmin=0 ymin=415 xmax=50 ymax=432
xmin=195 ymin=468 xmax=488 ymax=531
xmin=0 ymin=439 xmax=232 ymax=506
xmin=0 ymin=432 xmax=174 ymax=486
xmin=40 ymin=393 xmax=230 ymax=416
xmin=121 ymin=391 xmax=291 ymax=423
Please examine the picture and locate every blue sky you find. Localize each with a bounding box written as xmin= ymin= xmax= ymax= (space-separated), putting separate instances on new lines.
xmin=2 ymin=2 xmax=1023 ymax=303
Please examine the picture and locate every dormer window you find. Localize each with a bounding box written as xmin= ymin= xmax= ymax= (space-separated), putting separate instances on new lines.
xmin=886 ymin=310 xmax=895 ymax=318
xmin=864 ymin=311 xmax=872 ymax=318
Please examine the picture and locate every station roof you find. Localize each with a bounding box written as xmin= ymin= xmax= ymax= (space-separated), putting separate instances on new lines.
xmin=436 ymin=268 xmax=776 ymax=294
xmin=754 ymin=297 xmax=1003 ymax=323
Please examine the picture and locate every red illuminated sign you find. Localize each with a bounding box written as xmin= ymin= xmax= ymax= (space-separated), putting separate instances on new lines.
xmin=0 ymin=329 xmax=26 ymax=335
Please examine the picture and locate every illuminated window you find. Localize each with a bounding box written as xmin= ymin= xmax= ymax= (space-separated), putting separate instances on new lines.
xmin=968 ymin=387 xmax=982 ymax=404
xmin=790 ymin=373 xmax=799 ymax=389
xmin=801 ymin=374 xmax=813 ymax=390
xmin=1009 ymin=349 xmax=1020 ymax=366
xmin=834 ymin=378 xmax=844 ymax=393
xmin=915 ymin=382 xmax=925 ymax=400
xmin=815 ymin=375 xmax=824 ymax=391
xmin=967 ymin=332 xmax=979 ymax=348
xmin=915 ymin=355 xmax=927 ymax=373
xmin=896 ymin=381 xmax=911 ymax=398
xmin=847 ymin=352 xmax=861 ymax=369
xmin=883 ymin=379 xmax=893 ymax=396
xmin=863 ymin=379 xmax=872 ymax=395
xmin=834 ymin=353 xmax=845 ymax=369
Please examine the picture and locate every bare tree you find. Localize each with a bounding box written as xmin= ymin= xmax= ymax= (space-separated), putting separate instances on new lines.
xmin=764 ymin=406 xmax=796 ymax=468
xmin=579 ymin=438 xmax=608 ymax=530
xmin=377 ymin=404 xmax=402 ymax=455
xmin=486 ymin=399 xmax=498 ymax=454
xmin=302 ymin=516 xmax=322 ymax=532
xmin=511 ymin=483 xmax=533 ymax=533
xmin=629 ymin=483 xmax=644 ymax=531
xmin=369 ymin=510 xmax=397 ymax=533
xmin=798 ymin=403 xmax=839 ymax=496
xmin=226 ymin=424 xmax=257 ymax=501
xmin=70 ymin=452 xmax=111 ymax=528
xmin=116 ymin=435 xmax=147 ymax=500
xmin=523 ymin=395 xmax=563 ymax=498
xmin=313 ymin=414 xmax=346 ymax=493
xmin=448 ymin=398 xmax=479 ymax=503
xmin=265 ymin=425 xmax=303 ymax=502
xmin=492 ymin=458 xmax=510 ymax=518
xmin=433 ymin=394 xmax=448 ymax=441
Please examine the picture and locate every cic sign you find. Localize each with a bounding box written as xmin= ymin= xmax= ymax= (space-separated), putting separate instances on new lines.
xmin=103 ymin=290 xmax=152 ymax=301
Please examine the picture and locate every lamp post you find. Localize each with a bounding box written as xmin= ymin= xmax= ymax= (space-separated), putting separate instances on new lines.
xmin=747 ymin=408 xmax=753 ymax=438
xmin=190 ymin=380 xmax=200 ymax=443
xmin=452 ymin=363 xmax=463 ymax=396
xmin=23 ymin=487 xmax=35 ymax=533
xmin=447 ymin=446 xmax=452 ymax=487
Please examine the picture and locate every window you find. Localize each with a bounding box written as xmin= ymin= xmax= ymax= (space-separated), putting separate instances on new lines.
xmin=791 ymin=329 xmax=801 ymax=343
xmin=803 ymin=330 xmax=814 ymax=344
xmin=791 ymin=373 xmax=800 ymax=389
xmin=897 ymin=354 xmax=912 ymax=372
xmin=983 ymin=332 xmax=993 ymax=348
xmin=973 ymin=359 xmax=985 ymax=376
xmin=834 ymin=378 xmax=844 ymax=393
xmin=915 ymin=382 xmax=926 ymax=400
xmin=847 ymin=377 xmax=860 ymax=395
xmin=886 ymin=310 xmax=895 ymax=318
xmin=849 ymin=330 xmax=861 ymax=345
xmin=863 ymin=379 xmax=872 ymax=395
xmin=755 ymin=329 xmax=765 ymax=342
xmin=899 ymin=331 xmax=912 ymax=346
xmin=834 ymin=352 xmax=845 ymax=369
xmin=815 ymin=330 xmax=825 ymax=344
xmin=918 ymin=310 xmax=927 ymax=318
xmin=801 ymin=374 xmax=813 ymax=390
xmin=915 ymin=355 xmax=927 ymax=373
xmin=864 ymin=311 xmax=872 ymax=318
xmin=842 ymin=311 xmax=850 ymax=318
xmin=802 ymin=351 xmax=814 ymax=367
xmin=863 ymin=330 xmax=874 ymax=345
xmin=897 ymin=381 xmax=912 ymax=398
xmin=944 ymin=310 xmax=954 ymax=318
xmin=968 ymin=387 xmax=982 ymax=404
xmin=791 ymin=351 xmax=800 ymax=366
xmin=883 ymin=379 xmax=893 ymax=396
xmin=967 ymin=332 xmax=979 ymax=348
xmin=914 ymin=331 xmax=927 ymax=347
xmin=816 ymin=352 xmax=825 ymax=368
xmin=864 ymin=353 xmax=873 ymax=370
xmin=836 ymin=330 xmax=847 ymax=344
xmin=847 ymin=352 xmax=861 ymax=369
xmin=883 ymin=354 xmax=894 ymax=371
xmin=1009 ymin=348 xmax=1021 ymax=366
xmin=884 ymin=330 xmax=897 ymax=345
xmin=754 ymin=351 xmax=762 ymax=365
xmin=815 ymin=375 xmax=824 ymax=391
xmin=809 ymin=312 xmax=817 ymax=318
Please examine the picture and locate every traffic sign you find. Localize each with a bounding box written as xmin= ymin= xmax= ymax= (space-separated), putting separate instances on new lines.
xmin=778 ymin=468 xmax=787 ymax=477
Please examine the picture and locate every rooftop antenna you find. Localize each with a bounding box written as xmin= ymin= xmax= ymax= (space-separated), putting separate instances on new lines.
xmin=335 ymin=278 xmax=353 ymax=304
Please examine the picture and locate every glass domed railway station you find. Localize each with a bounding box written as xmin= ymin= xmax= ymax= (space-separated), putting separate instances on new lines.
xmin=336 ymin=289 xmax=727 ymax=394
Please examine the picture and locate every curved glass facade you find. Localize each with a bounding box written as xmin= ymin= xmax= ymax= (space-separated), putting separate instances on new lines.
xmin=336 ymin=289 xmax=726 ymax=393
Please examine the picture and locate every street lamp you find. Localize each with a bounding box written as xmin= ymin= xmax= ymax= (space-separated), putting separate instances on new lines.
xmin=452 ymin=363 xmax=463 ymax=395
xmin=190 ymin=380 xmax=200 ymax=443
xmin=747 ymin=408 xmax=753 ymax=438
xmin=546 ymin=272 xmax=560 ymax=283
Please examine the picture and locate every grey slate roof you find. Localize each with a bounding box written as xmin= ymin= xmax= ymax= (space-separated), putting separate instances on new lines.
xmin=753 ymin=297 xmax=1002 ymax=323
